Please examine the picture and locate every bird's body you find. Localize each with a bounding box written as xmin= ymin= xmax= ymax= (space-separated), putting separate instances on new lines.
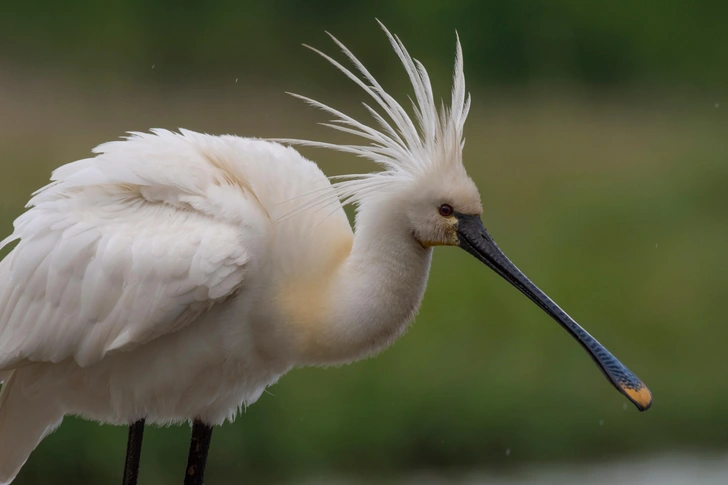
xmin=0 ymin=130 xmax=435 ymax=482
xmin=0 ymin=23 xmax=651 ymax=484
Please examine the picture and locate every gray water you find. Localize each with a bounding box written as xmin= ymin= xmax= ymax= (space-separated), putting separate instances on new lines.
xmin=297 ymin=453 xmax=728 ymax=484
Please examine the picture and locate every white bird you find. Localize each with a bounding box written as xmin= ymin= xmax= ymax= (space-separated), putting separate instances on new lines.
xmin=0 ymin=22 xmax=652 ymax=485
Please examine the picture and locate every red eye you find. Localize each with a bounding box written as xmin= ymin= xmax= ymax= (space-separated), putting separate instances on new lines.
xmin=438 ymin=204 xmax=453 ymax=217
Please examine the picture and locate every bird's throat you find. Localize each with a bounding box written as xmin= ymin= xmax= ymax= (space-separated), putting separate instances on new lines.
xmin=288 ymin=206 xmax=433 ymax=366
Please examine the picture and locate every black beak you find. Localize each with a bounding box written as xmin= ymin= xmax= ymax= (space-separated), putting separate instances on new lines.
xmin=456 ymin=213 xmax=652 ymax=411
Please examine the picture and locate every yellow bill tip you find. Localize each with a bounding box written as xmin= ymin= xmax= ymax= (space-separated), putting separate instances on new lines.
xmin=622 ymin=383 xmax=653 ymax=411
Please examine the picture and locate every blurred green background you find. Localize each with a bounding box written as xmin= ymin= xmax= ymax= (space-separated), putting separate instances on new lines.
xmin=2 ymin=1 xmax=727 ymax=484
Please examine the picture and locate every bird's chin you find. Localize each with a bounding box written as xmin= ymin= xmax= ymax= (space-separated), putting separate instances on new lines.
xmin=418 ymin=240 xmax=447 ymax=248
xmin=414 ymin=229 xmax=460 ymax=248
xmin=416 ymin=238 xmax=459 ymax=249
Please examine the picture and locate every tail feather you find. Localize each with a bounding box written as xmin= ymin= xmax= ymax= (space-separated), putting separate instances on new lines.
xmin=0 ymin=370 xmax=63 ymax=484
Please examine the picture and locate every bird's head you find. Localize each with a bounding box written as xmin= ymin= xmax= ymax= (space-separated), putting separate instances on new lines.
xmin=279 ymin=21 xmax=652 ymax=412
xmin=401 ymin=166 xmax=482 ymax=248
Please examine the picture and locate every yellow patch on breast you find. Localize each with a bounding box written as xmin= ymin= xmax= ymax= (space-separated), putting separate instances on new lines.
xmin=276 ymin=229 xmax=353 ymax=361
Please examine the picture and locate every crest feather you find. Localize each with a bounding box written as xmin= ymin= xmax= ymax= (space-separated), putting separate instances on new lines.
xmin=274 ymin=21 xmax=470 ymax=214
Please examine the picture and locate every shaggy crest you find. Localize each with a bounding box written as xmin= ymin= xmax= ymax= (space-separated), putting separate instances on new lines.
xmin=275 ymin=21 xmax=471 ymax=221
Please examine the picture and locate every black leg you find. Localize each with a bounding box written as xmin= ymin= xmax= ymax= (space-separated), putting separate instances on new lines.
xmin=122 ymin=419 xmax=146 ymax=485
xmin=184 ymin=419 xmax=214 ymax=485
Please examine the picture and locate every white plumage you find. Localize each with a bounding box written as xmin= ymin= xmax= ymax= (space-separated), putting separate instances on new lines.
xmin=0 ymin=133 xmax=350 ymax=481
xmin=0 ymin=22 xmax=650 ymax=484
xmin=0 ymin=24 xmax=471 ymax=481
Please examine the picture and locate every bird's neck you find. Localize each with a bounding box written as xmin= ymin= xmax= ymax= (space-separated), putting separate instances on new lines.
xmin=295 ymin=200 xmax=433 ymax=365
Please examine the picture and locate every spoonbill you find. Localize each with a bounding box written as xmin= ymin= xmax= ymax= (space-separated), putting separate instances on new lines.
xmin=0 ymin=22 xmax=652 ymax=485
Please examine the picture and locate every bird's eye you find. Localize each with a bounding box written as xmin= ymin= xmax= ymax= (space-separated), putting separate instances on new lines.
xmin=438 ymin=204 xmax=453 ymax=217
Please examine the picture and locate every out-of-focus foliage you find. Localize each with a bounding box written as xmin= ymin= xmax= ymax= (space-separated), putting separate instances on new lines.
xmin=1 ymin=0 xmax=727 ymax=88
xmin=1 ymin=1 xmax=727 ymax=484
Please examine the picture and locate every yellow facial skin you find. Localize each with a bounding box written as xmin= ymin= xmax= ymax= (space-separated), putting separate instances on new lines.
xmin=417 ymin=216 xmax=460 ymax=247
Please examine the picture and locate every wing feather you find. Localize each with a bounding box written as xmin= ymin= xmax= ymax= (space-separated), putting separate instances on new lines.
xmin=0 ymin=130 xmax=267 ymax=369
